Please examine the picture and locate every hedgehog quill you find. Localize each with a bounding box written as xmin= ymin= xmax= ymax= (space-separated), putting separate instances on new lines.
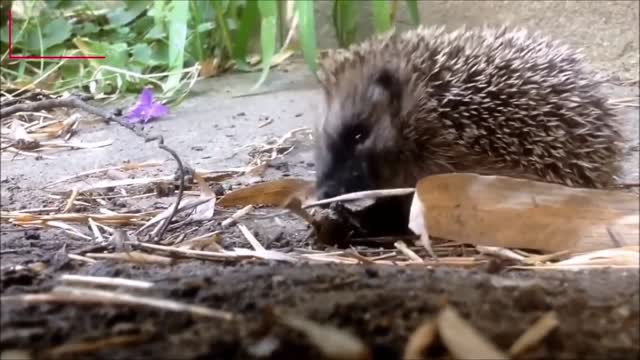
xmin=313 ymin=25 xmax=625 ymax=202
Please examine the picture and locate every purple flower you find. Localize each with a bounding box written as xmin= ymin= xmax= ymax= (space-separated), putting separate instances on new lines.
xmin=126 ymin=87 xmax=168 ymax=124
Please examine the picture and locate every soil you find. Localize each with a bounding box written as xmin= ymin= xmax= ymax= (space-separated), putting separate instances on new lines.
xmin=2 ymin=206 xmax=639 ymax=360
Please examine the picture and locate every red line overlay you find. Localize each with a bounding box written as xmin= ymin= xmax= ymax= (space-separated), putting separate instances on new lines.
xmin=8 ymin=11 xmax=105 ymax=60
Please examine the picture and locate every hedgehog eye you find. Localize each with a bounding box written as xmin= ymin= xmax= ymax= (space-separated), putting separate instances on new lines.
xmin=343 ymin=123 xmax=369 ymax=145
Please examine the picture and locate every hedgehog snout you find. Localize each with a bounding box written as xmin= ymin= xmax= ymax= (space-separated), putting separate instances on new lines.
xmin=315 ymin=156 xmax=372 ymax=200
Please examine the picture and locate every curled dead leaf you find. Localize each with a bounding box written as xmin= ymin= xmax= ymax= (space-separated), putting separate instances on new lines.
xmin=217 ymin=178 xmax=314 ymax=208
xmin=410 ymin=173 xmax=639 ymax=254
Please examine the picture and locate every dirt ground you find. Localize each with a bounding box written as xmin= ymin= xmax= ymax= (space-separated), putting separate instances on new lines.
xmin=2 ymin=164 xmax=640 ymax=360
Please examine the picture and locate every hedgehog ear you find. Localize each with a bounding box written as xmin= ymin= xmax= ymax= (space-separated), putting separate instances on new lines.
xmin=369 ymin=67 xmax=404 ymax=115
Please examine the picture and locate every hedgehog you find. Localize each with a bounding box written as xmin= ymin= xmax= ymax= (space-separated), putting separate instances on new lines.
xmin=313 ymin=25 xmax=626 ymax=201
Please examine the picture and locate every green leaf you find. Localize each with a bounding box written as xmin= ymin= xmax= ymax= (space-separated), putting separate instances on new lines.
xmin=252 ymin=0 xmax=277 ymax=90
xmin=296 ymin=0 xmax=317 ymax=73
xmin=405 ymin=0 xmax=420 ymax=25
xmin=131 ymin=43 xmax=154 ymax=65
xmin=196 ymin=22 xmax=216 ymax=33
xmin=0 ymin=25 xmax=9 ymax=44
xmin=189 ymin=0 xmax=205 ymax=62
xmin=165 ymin=0 xmax=189 ymax=94
xmin=107 ymin=0 xmax=149 ymax=27
xmin=332 ymin=0 xmax=357 ymax=47
xmin=232 ymin=0 xmax=259 ymax=65
xmin=74 ymin=38 xmax=128 ymax=69
xmin=371 ymin=0 xmax=392 ymax=34
xmin=212 ymin=0 xmax=233 ymax=60
xmin=21 ymin=24 xmax=45 ymax=51
xmin=145 ymin=24 xmax=166 ymax=40
xmin=74 ymin=22 xmax=100 ymax=36
xmin=41 ymin=18 xmax=72 ymax=49
xmin=45 ymin=0 xmax=76 ymax=9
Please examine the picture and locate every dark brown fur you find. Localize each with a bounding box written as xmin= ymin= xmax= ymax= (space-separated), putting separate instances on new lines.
xmin=313 ymin=25 xmax=625 ymax=199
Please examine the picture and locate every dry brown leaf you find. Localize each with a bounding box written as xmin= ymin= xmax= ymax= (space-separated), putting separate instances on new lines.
xmin=512 ymin=246 xmax=639 ymax=270
xmin=199 ymin=57 xmax=221 ymax=78
xmin=275 ymin=311 xmax=371 ymax=360
xmin=403 ymin=319 xmax=438 ymax=360
xmin=437 ymin=306 xmax=509 ymax=360
xmin=509 ymin=311 xmax=559 ymax=357
xmin=177 ymin=232 xmax=223 ymax=251
xmin=188 ymin=172 xmax=216 ymax=221
xmin=410 ymin=173 xmax=639 ymax=254
xmin=217 ymin=178 xmax=314 ymax=208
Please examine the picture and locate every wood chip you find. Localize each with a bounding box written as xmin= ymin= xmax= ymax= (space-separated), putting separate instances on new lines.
xmin=437 ymin=306 xmax=508 ymax=360
xmin=509 ymin=311 xmax=559 ymax=357
xmin=275 ymin=311 xmax=370 ymax=360
xmin=403 ymin=319 xmax=438 ymax=360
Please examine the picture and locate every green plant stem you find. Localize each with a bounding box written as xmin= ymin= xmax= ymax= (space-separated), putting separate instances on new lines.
xmin=189 ymin=0 xmax=205 ymax=62
xmin=212 ymin=0 xmax=233 ymax=60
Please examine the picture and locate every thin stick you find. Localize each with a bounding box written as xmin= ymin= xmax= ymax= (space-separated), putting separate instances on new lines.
xmin=221 ymin=205 xmax=254 ymax=228
xmin=134 ymin=242 xmax=241 ymax=260
xmin=85 ymin=251 xmax=173 ymax=265
xmin=67 ymin=253 xmax=97 ymax=264
xmin=476 ymin=246 xmax=526 ymax=261
xmin=237 ymin=223 xmax=266 ymax=252
xmin=43 ymin=160 xmax=163 ymax=188
xmin=303 ymin=188 xmax=415 ymax=208
xmin=60 ymin=274 xmax=154 ymax=289
xmin=0 ymin=96 xmax=99 ymax=119
xmin=0 ymin=286 xmax=234 ymax=320
xmin=394 ymin=241 xmax=424 ymax=263
xmin=44 ymin=334 xmax=150 ymax=358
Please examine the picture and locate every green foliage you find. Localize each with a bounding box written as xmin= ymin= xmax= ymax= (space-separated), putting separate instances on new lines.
xmin=0 ymin=0 xmax=422 ymax=101
xmin=296 ymin=0 xmax=317 ymax=73
xmin=253 ymin=0 xmax=277 ymax=90
xmin=332 ymin=0 xmax=358 ymax=48
xmin=371 ymin=0 xmax=392 ymax=34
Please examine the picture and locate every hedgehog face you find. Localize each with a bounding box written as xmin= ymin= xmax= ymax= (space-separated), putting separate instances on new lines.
xmin=314 ymin=67 xmax=408 ymax=200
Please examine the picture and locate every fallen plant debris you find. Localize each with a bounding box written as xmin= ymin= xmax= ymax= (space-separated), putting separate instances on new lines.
xmin=0 ymin=92 xmax=186 ymax=243
xmin=409 ymin=173 xmax=640 ymax=254
xmin=4 ymin=170 xmax=638 ymax=270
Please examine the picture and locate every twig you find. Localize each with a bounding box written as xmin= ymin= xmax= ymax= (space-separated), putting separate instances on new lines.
xmin=0 ymin=95 xmax=186 ymax=242
xmin=394 ymin=241 xmax=424 ymax=263
xmin=67 ymin=254 xmax=98 ymax=264
xmin=0 ymin=97 xmax=108 ymax=119
xmin=476 ymin=246 xmax=526 ymax=261
xmin=85 ymin=251 xmax=174 ymax=265
xmin=0 ymin=286 xmax=234 ymax=320
xmin=303 ymin=188 xmax=415 ymax=208
xmin=237 ymin=223 xmax=266 ymax=252
xmin=221 ymin=205 xmax=255 ymax=228
xmin=60 ymin=274 xmax=154 ymax=289
xmin=44 ymin=334 xmax=151 ymax=358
